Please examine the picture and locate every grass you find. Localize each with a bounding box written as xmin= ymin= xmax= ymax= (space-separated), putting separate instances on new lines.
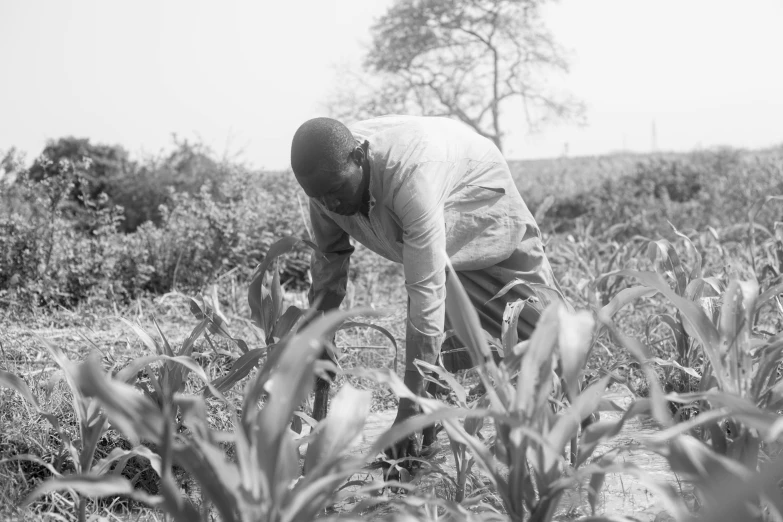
xmin=1 ymin=144 xmax=782 ymax=521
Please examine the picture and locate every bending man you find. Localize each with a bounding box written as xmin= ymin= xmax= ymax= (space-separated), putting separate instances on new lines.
xmin=290 ymin=115 xmax=564 ymax=461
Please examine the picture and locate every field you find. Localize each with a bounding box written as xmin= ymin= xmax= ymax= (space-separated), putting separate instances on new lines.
xmin=1 ymin=144 xmax=783 ymax=521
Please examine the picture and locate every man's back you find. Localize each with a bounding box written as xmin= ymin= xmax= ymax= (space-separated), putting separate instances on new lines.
xmin=313 ymin=115 xmax=538 ymax=271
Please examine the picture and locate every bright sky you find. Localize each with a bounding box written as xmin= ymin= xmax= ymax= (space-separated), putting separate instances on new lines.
xmin=1 ymin=0 xmax=781 ymax=170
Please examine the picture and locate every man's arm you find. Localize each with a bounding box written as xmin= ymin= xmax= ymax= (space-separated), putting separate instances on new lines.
xmin=308 ymin=199 xmax=354 ymax=312
xmin=392 ymin=163 xmax=450 ymax=417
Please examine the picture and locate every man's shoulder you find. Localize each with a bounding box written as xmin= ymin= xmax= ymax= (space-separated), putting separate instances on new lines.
xmin=349 ymin=115 xmax=425 ymax=139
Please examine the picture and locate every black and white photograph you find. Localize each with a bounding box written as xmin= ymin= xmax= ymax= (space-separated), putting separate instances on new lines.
xmin=1 ymin=1 xmax=783 ymax=521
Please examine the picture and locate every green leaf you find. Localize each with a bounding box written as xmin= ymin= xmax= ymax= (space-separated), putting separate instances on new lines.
xmin=501 ymin=300 xmax=526 ymax=357
xmin=651 ymin=357 xmax=701 ymax=379
xmin=558 ymin=307 xmax=595 ymax=398
xmin=253 ymin=307 xmax=379 ymax=495
xmin=248 ymin=237 xmax=320 ymax=332
xmin=647 ymin=239 xmax=688 ymax=296
xmin=612 ymin=270 xmax=722 ymax=386
xmin=181 ymin=318 xmax=209 ymax=357
xmin=120 ymin=318 xmax=160 ymax=355
xmin=206 ymin=346 xmax=268 ymax=396
xmin=485 ymin=278 xmax=534 ymax=305
xmin=270 ymin=260 xmax=284 ymax=323
xmin=304 ymin=385 xmax=371 ymax=474
xmin=75 ymin=354 xmax=167 ymax=443
xmin=415 ymin=359 xmax=467 ymax=406
xmin=24 ymin=474 xmax=135 ymax=506
xmin=515 ymin=305 xmax=559 ymax=415
xmin=271 ymin=306 xmax=305 ymax=341
xmin=190 ymin=297 xmax=249 ymax=353
xmin=0 ymin=369 xmax=41 ymax=410
xmin=550 ymin=374 xmax=613 ymax=463
xmin=756 ymin=282 xmax=783 ymax=314
xmin=597 ymin=286 xmax=658 ymax=326
xmin=577 ymin=399 xmax=651 ymax=466
xmin=669 ymin=221 xmax=702 ymax=279
xmin=587 ymin=472 xmax=606 ymax=515
xmin=444 ymin=260 xmax=503 ymax=408
xmin=172 ymin=443 xmax=242 ymax=522
xmin=116 ymin=354 xmax=208 ymax=385
xmin=1 ymin=454 xmax=61 ymax=479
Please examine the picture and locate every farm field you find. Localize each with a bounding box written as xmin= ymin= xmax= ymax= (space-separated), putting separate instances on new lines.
xmin=1 ymin=144 xmax=783 ymax=521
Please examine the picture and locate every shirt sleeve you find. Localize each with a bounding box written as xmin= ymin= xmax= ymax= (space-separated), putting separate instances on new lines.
xmin=391 ymin=162 xmax=450 ymax=367
xmin=308 ymin=199 xmax=354 ymax=311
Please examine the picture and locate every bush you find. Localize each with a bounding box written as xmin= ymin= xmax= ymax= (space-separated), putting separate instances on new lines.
xmin=0 ymin=153 xmax=313 ymax=309
xmin=0 ymin=161 xmax=125 ymax=308
xmin=545 ymin=148 xmax=783 ymax=238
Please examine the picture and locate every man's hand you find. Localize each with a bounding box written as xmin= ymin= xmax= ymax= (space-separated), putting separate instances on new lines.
xmin=383 ymin=401 xmax=425 ymax=481
xmin=381 ymin=380 xmax=443 ymax=481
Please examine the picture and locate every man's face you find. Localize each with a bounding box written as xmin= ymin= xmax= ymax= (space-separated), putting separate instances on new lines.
xmin=297 ymin=153 xmax=366 ymax=216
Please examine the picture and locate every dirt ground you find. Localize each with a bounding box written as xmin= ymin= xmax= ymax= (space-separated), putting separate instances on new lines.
xmin=349 ymin=393 xmax=690 ymax=522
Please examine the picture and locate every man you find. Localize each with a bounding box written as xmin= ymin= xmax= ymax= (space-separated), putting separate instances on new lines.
xmin=290 ymin=115 xmax=564 ymax=463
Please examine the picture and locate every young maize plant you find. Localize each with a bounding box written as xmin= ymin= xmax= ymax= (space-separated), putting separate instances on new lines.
xmin=0 ymin=342 xmax=162 ymax=522
xmin=599 ymin=228 xmax=783 ymax=518
xmin=72 ymin=306 xmax=439 ymax=522
xmin=371 ymin=263 xmax=688 ymax=522
xmin=245 ymin=236 xmax=397 ymax=423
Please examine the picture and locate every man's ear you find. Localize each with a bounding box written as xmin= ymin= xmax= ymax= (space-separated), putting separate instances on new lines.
xmin=350 ymin=145 xmax=365 ymax=165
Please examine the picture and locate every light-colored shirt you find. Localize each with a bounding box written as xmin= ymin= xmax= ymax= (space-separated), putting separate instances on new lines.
xmin=308 ymin=115 xmax=537 ymax=361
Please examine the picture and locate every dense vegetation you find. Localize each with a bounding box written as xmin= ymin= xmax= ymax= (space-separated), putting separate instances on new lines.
xmin=1 ymin=139 xmax=782 ymax=521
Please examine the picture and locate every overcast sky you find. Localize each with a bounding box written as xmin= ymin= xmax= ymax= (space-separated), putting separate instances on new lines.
xmin=1 ymin=0 xmax=781 ymax=170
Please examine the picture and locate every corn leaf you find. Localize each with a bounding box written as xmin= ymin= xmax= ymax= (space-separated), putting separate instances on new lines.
xmin=116 ymin=354 xmax=208 ymax=385
xmin=270 ymin=260 xmax=284 ymax=323
xmin=516 ymin=305 xmax=559 ymax=415
xmin=550 ymin=374 xmax=613 ymax=465
xmin=24 ymin=474 xmax=136 ymax=506
xmin=207 ymin=346 xmax=268 ymax=396
xmin=415 ymin=360 xmax=467 ymax=406
xmin=189 ymin=297 xmax=249 ymax=353
xmin=612 ymin=270 xmax=722 ymax=387
xmin=304 ymin=385 xmax=371 ymax=474
xmin=271 ymin=305 xmax=305 ymax=341
xmin=444 ymin=261 xmax=504 ymax=408
xmin=558 ymin=307 xmax=595 ymax=398
xmin=485 ymin=278 xmax=535 ymax=305
xmin=501 ymin=300 xmax=526 ymax=357
xmin=647 ymin=239 xmax=688 ymax=296
xmin=120 ymin=318 xmax=161 ymax=355
xmin=248 ymin=236 xmax=320 ymax=332
xmin=650 ymin=357 xmax=701 ymax=379
xmin=0 ymin=369 xmax=42 ymax=410
xmin=75 ymin=354 xmax=167 ymax=443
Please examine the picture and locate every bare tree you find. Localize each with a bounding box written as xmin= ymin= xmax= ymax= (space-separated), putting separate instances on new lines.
xmin=326 ymin=0 xmax=583 ymax=152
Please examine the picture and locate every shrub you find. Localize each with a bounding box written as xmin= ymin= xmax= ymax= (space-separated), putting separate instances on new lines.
xmin=544 ymin=148 xmax=783 ymax=239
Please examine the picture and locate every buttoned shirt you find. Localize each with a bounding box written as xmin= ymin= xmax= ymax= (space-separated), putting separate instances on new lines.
xmin=307 ymin=115 xmax=538 ymax=365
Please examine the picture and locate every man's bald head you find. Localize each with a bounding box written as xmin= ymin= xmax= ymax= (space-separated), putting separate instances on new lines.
xmin=290 ymin=117 xmax=355 ymax=180
xmin=290 ymin=117 xmax=371 ymax=216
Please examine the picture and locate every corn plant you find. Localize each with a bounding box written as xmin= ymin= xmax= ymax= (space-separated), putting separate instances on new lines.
xmin=245 ymin=236 xmax=397 ymax=422
xmin=747 ymin=195 xmax=783 ymax=285
xmin=401 ymin=263 xmax=687 ymax=522
xmin=0 ymin=342 xmax=162 ymax=522
xmin=601 ymin=310 xmax=783 ymax=521
xmin=113 ymin=313 xmax=212 ymax=425
xmin=72 ymin=307 xmax=437 ymax=522
xmin=643 ymin=230 xmax=723 ymax=397
xmin=549 ymin=219 xmax=648 ymax=308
